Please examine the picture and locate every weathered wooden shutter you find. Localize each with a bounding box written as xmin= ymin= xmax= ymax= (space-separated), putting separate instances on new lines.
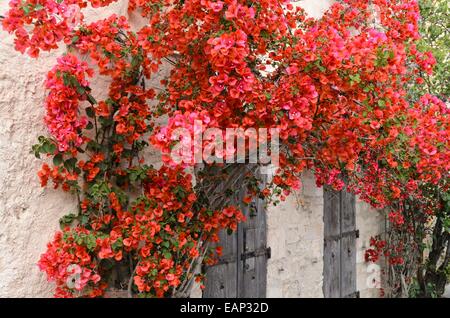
xmin=323 ymin=186 xmax=359 ymax=298
xmin=203 ymin=186 xmax=269 ymax=298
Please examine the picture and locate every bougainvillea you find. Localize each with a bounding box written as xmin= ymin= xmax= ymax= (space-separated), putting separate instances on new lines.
xmin=37 ymin=165 xmax=244 ymax=297
xmin=2 ymin=0 xmax=448 ymax=297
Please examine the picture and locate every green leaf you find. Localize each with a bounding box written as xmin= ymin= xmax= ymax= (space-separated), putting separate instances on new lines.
xmin=22 ymin=5 xmax=30 ymax=15
xmin=85 ymin=122 xmax=94 ymax=130
xmin=31 ymin=144 xmax=41 ymax=158
xmin=86 ymin=107 xmax=95 ymax=118
xmin=163 ymin=251 xmax=172 ymax=259
xmin=349 ymin=73 xmax=361 ymax=84
xmin=80 ymin=214 xmax=89 ymax=226
xmin=87 ymin=94 xmax=97 ymax=105
xmin=76 ymin=85 xmax=86 ymax=95
xmin=161 ymin=241 xmax=170 ymax=248
xmin=129 ymin=172 xmax=137 ymax=182
xmin=71 ymin=36 xmax=79 ymax=45
xmin=53 ymin=153 xmax=63 ymax=166
xmin=260 ymin=30 xmax=270 ymax=39
xmin=62 ymin=73 xmax=72 ymax=87
xmin=59 ymin=213 xmax=77 ymax=228
xmin=41 ymin=141 xmax=56 ymax=154
xmin=86 ymin=234 xmax=97 ymax=251
xmin=86 ymin=140 xmax=102 ymax=152
xmin=64 ymin=157 xmax=78 ymax=171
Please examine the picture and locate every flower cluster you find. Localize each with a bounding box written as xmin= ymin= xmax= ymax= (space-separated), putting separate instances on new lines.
xmin=365 ymin=236 xmax=406 ymax=267
xmin=365 ymin=236 xmax=387 ymax=263
xmin=44 ymin=54 xmax=93 ymax=152
xmin=38 ymin=228 xmax=105 ymax=298
xmin=38 ymin=166 xmax=245 ymax=297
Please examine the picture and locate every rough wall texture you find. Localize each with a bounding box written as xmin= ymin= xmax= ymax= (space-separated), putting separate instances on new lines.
xmin=0 ymin=0 xmax=384 ymax=298
xmin=0 ymin=11 xmax=67 ymax=299
xmin=356 ymin=199 xmax=385 ymax=298
xmin=266 ymin=172 xmax=385 ymax=298
xmin=266 ymin=172 xmax=325 ymax=297
xmin=0 ymin=0 xmax=134 ymax=298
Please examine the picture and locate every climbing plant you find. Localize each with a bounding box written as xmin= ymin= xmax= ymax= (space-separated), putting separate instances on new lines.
xmin=364 ymin=0 xmax=449 ymax=298
xmin=1 ymin=0 xmax=448 ymax=297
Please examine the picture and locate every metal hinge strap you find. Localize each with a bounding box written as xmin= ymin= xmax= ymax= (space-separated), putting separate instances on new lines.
xmin=324 ymin=229 xmax=359 ymax=242
xmin=344 ymin=291 xmax=360 ymax=298
xmin=211 ymin=255 xmax=237 ymax=266
xmin=241 ymin=247 xmax=271 ymax=261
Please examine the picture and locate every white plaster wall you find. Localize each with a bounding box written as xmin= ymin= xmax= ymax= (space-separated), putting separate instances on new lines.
xmin=356 ymin=200 xmax=385 ymax=298
xmin=266 ymin=172 xmax=325 ymax=297
xmin=294 ymin=0 xmax=334 ymax=19
xmin=0 ymin=0 xmax=138 ymax=298
xmin=266 ymin=172 xmax=386 ymax=298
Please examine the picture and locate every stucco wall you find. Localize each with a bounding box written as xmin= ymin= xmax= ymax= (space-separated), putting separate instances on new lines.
xmin=356 ymin=199 xmax=385 ymax=298
xmin=266 ymin=172 xmax=325 ymax=297
xmin=0 ymin=0 xmax=384 ymax=298
xmin=0 ymin=6 xmax=66 ymax=298
xmin=0 ymin=0 xmax=135 ymax=298
xmin=266 ymin=171 xmax=385 ymax=298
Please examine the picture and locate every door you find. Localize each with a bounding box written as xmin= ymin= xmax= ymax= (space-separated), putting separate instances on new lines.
xmin=203 ymin=186 xmax=269 ymax=298
xmin=323 ymin=186 xmax=359 ymax=298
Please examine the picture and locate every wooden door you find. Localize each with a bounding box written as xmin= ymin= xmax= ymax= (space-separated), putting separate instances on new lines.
xmin=203 ymin=188 xmax=269 ymax=298
xmin=323 ymin=186 xmax=359 ymax=298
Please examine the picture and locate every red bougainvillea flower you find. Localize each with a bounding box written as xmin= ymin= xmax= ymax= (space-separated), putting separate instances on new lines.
xmin=44 ymin=54 xmax=93 ymax=152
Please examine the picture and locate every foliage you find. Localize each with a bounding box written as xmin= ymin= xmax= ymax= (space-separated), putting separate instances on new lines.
xmin=414 ymin=0 xmax=449 ymax=99
xmin=363 ymin=0 xmax=450 ymax=298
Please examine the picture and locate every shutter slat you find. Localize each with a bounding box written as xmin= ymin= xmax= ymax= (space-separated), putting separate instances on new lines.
xmin=323 ymin=185 xmax=357 ymax=298
xmin=204 ymin=173 xmax=268 ymax=298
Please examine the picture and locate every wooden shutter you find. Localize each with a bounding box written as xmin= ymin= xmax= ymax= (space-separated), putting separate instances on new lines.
xmin=203 ymin=226 xmax=239 ymax=297
xmin=323 ymin=186 xmax=359 ymax=298
xmin=203 ymin=184 xmax=269 ymax=298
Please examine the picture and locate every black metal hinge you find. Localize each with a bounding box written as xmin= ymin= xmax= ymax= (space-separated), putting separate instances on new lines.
xmin=210 ymin=255 xmax=236 ymax=266
xmin=344 ymin=291 xmax=360 ymax=298
xmin=204 ymin=247 xmax=272 ymax=268
xmin=241 ymin=247 xmax=271 ymax=261
xmin=324 ymin=229 xmax=359 ymax=243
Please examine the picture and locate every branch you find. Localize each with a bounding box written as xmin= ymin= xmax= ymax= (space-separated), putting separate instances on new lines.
xmin=127 ymin=259 xmax=139 ymax=298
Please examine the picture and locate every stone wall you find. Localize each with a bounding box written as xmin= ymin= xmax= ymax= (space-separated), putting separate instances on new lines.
xmin=356 ymin=199 xmax=385 ymax=298
xmin=266 ymin=172 xmax=325 ymax=297
xmin=266 ymin=172 xmax=385 ymax=298
xmin=0 ymin=0 xmax=134 ymax=298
